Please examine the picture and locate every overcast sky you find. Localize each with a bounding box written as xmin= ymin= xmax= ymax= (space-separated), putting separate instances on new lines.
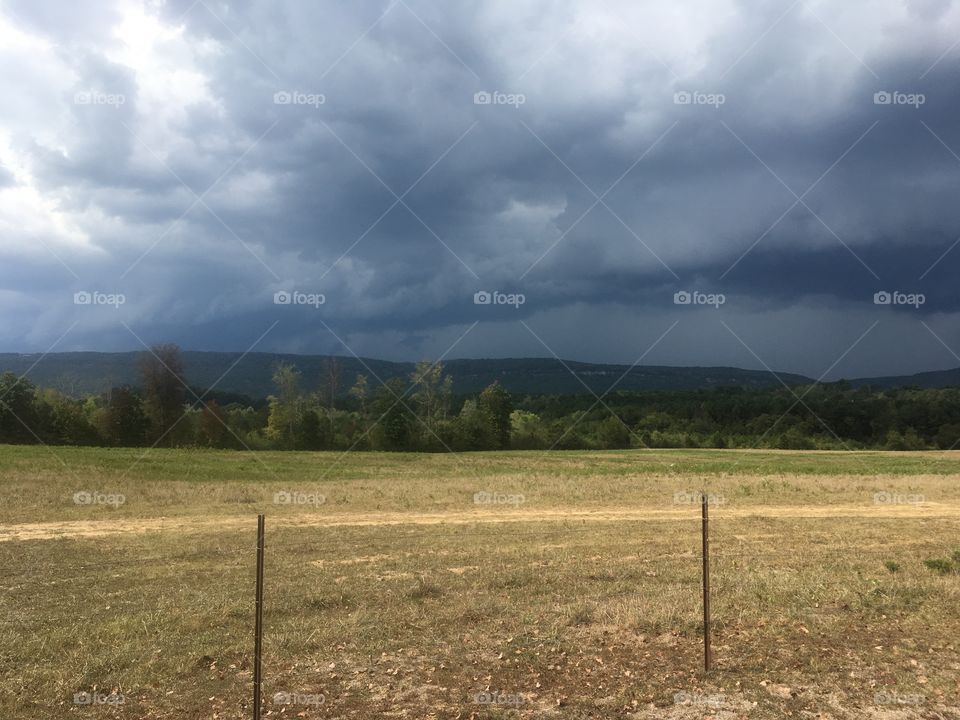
xmin=1 ymin=0 xmax=959 ymax=379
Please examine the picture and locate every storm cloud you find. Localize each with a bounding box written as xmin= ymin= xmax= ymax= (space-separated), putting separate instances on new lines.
xmin=1 ymin=0 xmax=959 ymax=379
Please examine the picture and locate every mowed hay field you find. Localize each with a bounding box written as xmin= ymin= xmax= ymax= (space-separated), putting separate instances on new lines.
xmin=2 ymin=447 xmax=960 ymax=719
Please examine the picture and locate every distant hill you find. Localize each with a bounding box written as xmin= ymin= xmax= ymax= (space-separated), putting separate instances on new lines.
xmin=0 ymin=351 xmax=818 ymax=398
xmin=850 ymin=367 xmax=960 ymax=389
xmin=0 ymin=351 xmax=956 ymax=399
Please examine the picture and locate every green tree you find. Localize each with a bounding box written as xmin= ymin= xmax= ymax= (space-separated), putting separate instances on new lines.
xmin=936 ymin=422 xmax=960 ymax=450
xmin=597 ymin=415 xmax=631 ymax=449
xmin=37 ymin=388 xmax=100 ymax=445
xmin=322 ymin=357 xmax=342 ymax=408
xmin=348 ymin=374 xmax=369 ymax=416
xmin=98 ymin=386 xmax=148 ymax=446
xmin=296 ymin=409 xmax=331 ymax=450
xmin=777 ymin=426 xmax=816 ymax=450
xmin=410 ymin=362 xmax=451 ymax=420
xmin=478 ymin=382 xmax=513 ymax=449
xmin=223 ymin=404 xmax=264 ymax=448
xmin=452 ymin=399 xmax=497 ymax=450
xmin=265 ymin=363 xmax=303 ymax=448
xmin=140 ymin=344 xmax=187 ymax=445
xmin=409 ymin=361 xmax=453 ymax=447
xmin=372 ymin=378 xmax=411 ymax=450
xmin=0 ymin=373 xmax=42 ymax=444
xmin=198 ymin=399 xmax=227 ymax=447
xmin=509 ymin=409 xmax=548 ymax=449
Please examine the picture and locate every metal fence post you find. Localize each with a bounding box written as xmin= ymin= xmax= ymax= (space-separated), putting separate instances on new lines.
xmin=701 ymin=492 xmax=712 ymax=672
xmin=253 ymin=514 xmax=265 ymax=719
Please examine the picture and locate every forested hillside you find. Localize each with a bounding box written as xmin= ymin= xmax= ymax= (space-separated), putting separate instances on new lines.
xmin=2 ymin=346 xmax=959 ymax=452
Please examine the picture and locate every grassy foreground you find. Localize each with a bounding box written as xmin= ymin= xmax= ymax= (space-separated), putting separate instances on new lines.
xmin=1 ymin=445 xmax=959 ymax=719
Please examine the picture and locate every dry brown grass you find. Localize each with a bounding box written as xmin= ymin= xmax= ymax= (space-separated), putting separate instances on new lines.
xmin=1 ymin=446 xmax=959 ymax=718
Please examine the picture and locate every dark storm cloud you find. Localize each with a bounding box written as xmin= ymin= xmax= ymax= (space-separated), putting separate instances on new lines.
xmin=2 ymin=0 xmax=960 ymax=377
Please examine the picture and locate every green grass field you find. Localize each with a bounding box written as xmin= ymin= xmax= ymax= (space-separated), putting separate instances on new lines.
xmin=2 ymin=445 xmax=960 ymax=718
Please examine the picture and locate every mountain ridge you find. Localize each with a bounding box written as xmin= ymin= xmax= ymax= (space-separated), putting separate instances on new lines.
xmin=0 ymin=351 xmax=957 ymax=399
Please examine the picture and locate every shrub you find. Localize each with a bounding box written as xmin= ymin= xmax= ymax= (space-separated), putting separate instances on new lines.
xmin=923 ymin=558 xmax=954 ymax=575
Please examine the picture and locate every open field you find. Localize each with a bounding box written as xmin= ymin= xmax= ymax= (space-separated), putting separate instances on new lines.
xmin=2 ymin=446 xmax=960 ymax=719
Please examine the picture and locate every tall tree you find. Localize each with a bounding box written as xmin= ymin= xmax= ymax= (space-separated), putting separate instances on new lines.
xmin=348 ymin=374 xmax=369 ymax=416
xmin=198 ymin=399 xmax=227 ymax=447
xmin=478 ymin=382 xmax=513 ymax=449
xmin=100 ymin=386 xmax=148 ymax=446
xmin=409 ymin=361 xmax=452 ymax=432
xmin=265 ymin=362 xmax=303 ymax=448
xmin=454 ymin=398 xmax=497 ymax=450
xmin=295 ymin=409 xmax=331 ymax=450
xmin=0 ymin=373 xmax=41 ymax=444
xmin=140 ymin=344 xmax=187 ymax=445
xmin=323 ymin=357 xmax=341 ymax=408
xmin=372 ymin=378 xmax=410 ymax=450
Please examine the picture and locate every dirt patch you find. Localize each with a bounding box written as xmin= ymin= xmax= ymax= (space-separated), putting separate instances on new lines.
xmin=312 ymin=554 xmax=391 ymax=566
xmin=3 ymin=503 xmax=959 ymax=542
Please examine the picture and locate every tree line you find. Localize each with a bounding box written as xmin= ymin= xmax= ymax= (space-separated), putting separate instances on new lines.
xmin=1 ymin=344 xmax=959 ymax=451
